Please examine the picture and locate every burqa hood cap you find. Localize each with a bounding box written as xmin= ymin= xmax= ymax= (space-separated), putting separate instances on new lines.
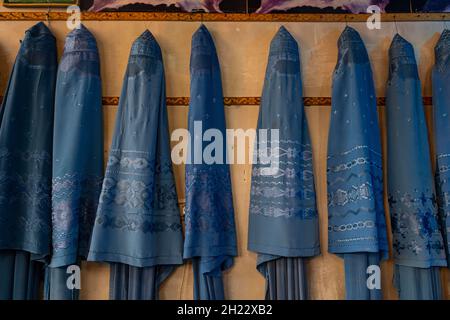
xmin=130 ymin=30 xmax=162 ymax=60
xmin=337 ymin=26 xmax=369 ymax=64
xmin=269 ymin=26 xmax=298 ymax=56
xmin=22 ymin=21 xmax=55 ymax=49
xmin=389 ymin=34 xmax=416 ymax=61
xmin=25 ymin=21 xmax=54 ymax=38
xmin=338 ymin=26 xmax=365 ymax=48
xmin=64 ymin=24 xmax=98 ymax=54
xmin=435 ymin=29 xmax=450 ymax=65
xmin=191 ymin=24 xmax=216 ymax=55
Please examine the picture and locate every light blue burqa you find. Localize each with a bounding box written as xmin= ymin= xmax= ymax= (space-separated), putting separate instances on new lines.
xmin=248 ymin=26 xmax=320 ymax=300
xmin=327 ymin=27 xmax=388 ymax=300
xmin=0 ymin=22 xmax=57 ymax=300
xmin=88 ymin=30 xmax=183 ymax=300
xmin=386 ymin=34 xmax=447 ymax=300
xmin=184 ymin=25 xmax=238 ymax=300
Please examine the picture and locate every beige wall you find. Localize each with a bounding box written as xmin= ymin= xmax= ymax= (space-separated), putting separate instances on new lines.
xmin=0 ymin=5 xmax=449 ymax=299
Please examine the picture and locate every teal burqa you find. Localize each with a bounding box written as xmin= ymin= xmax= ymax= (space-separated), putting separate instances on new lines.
xmin=88 ymin=30 xmax=183 ymax=300
xmin=0 ymin=22 xmax=57 ymax=300
xmin=248 ymin=26 xmax=320 ymax=300
xmin=386 ymin=34 xmax=447 ymax=300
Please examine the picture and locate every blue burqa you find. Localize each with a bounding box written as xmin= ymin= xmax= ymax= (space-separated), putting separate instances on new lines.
xmin=433 ymin=29 xmax=450 ymax=267
xmin=248 ymin=26 xmax=320 ymax=300
xmin=386 ymin=34 xmax=447 ymax=300
xmin=88 ymin=30 xmax=183 ymax=300
xmin=45 ymin=24 xmax=104 ymax=300
xmin=184 ymin=25 xmax=238 ymax=300
xmin=327 ymin=27 xmax=388 ymax=300
xmin=0 ymin=22 xmax=56 ymax=300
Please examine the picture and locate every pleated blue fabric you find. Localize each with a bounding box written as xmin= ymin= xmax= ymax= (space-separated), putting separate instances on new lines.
xmin=258 ymin=255 xmax=308 ymax=300
xmin=248 ymin=26 xmax=320 ymax=300
xmin=393 ymin=265 xmax=442 ymax=300
xmin=343 ymin=253 xmax=383 ymax=300
xmin=88 ymin=30 xmax=183 ymax=300
xmin=0 ymin=251 xmax=42 ymax=300
xmin=327 ymin=27 xmax=388 ymax=300
xmin=432 ymin=29 xmax=450 ymax=267
xmin=0 ymin=22 xmax=56 ymax=300
xmin=109 ymin=263 xmax=159 ymax=300
xmin=385 ymin=34 xmax=447 ymax=300
xmin=184 ymin=25 xmax=237 ymax=300
xmin=45 ymin=24 xmax=104 ymax=300
xmin=44 ymin=267 xmax=78 ymax=300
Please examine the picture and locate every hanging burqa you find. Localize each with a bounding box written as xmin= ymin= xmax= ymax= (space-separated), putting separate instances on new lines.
xmin=433 ymin=29 xmax=450 ymax=267
xmin=0 ymin=22 xmax=56 ymax=300
xmin=88 ymin=30 xmax=183 ymax=300
xmin=45 ymin=24 xmax=104 ymax=300
xmin=386 ymin=34 xmax=447 ymax=300
xmin=327 ymin=27 xmax=388 ymax=300
xmin=248 ymin=26 xmax=320 ymax=300
xmin=184 ymin=25 xmax=238 ymax=300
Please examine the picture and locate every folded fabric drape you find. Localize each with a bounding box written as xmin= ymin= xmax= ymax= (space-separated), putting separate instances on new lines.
xmin=88 ymin=30 xmax=183 ymax=300
xmin=0 ymin=251 xmax=42 ymax=300
xmin=0 ymin=22 xmax=57 ymax=300
xmin=258 ymin=255 xmax=308 ymax=300
xmin=432 ymin=29 xmax=450 ymax=267
xmin=109 ymin=263 xmax=160 ymax=300
xmin=327 ymin=26 xmax=388 ymax=300
xmin=184 ymin=25 xmax=238 ymax=300
xmin=248 ymin=26 xmax=320 ymax=300
xmin=393 ymin=264 xmax=443 ymax=299
xmin=45 ymin=24 xmax=104 ymax=300
xmin=385 ymin=34 xmax=447 ymax=300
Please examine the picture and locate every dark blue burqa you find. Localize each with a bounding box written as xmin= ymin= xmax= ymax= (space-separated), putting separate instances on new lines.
xmin=0 ymin=22 xmax=56 ymax=300
xmin=248 ymin=26 xmax=320 ymax=300
xmin=45 ymin=25 xmax=104 ymax=300
xmin=88 ymin=30 xmax=183 ymax=300
xmin=433 ymin=29 xmax=450 ymax=267
xmin=386 ymin=34 xmax=447 ymax=300
xmin=184 ymin=25 xmax=238 ymax=300
xmin=327 ymin=27 xmax=388 ymax=300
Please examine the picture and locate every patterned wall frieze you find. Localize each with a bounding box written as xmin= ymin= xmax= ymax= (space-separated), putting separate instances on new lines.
xmin=0 ymin=11 xmax=449 ymax=22
xmin=0 ymin=96 xmax=434 ymax=106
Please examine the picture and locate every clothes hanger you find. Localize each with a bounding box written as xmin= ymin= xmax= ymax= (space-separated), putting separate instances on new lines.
xmin=45 ymin=6 xmax=51 ymax=28
xmin=393 ymin=14 xmax=400 ymax=35
xmin=190 ymin=9 xmax=204 ymax=28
